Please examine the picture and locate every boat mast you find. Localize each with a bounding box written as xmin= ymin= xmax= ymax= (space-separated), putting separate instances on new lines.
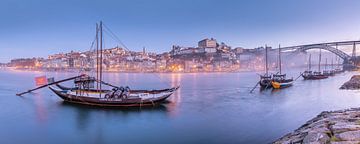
xmin=318 ymin=49 xmax=321 ymax=72
xmin=325 ymin=58 xmax=327 ymax=70
xmin=278 ymin=44 xmax=281 ymax=75
xmin=308 ymin=54 xmax=312 ymax=71
xmin=265 ymin=45 xmax=268 ymax=76
xmin=96 ymin=23 xmax=99 ymax=90
xmin=336 ymin=44 xmax=339 ymax=69
xmin=99 ymin=21 xmax=103 ymax=97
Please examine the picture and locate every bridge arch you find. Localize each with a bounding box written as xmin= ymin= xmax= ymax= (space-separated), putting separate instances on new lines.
xmin=297 ymin=45 xmax=351 ymax=61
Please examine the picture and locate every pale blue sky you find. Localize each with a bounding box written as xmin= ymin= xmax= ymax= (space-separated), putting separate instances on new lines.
xmin=1 ymin=0 xmax=360 ymax=62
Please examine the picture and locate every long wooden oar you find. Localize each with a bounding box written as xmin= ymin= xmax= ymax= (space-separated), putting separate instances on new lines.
xmin=294 ymin=72 xmax=303 ymax=81
xmin=16 ymin=74 xmax=85 ymax=96
xmin=250 ymin=81 xmax=260 ymax=93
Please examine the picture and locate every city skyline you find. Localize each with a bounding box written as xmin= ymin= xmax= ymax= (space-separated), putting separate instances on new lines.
xmin=1 ymin=0 xmax=360 ymax=63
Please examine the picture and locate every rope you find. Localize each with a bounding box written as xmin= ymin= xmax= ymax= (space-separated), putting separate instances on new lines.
xmin=294 ymin=72 xmax=303 ymax=81
xmin=102 ymin=23 xmax=131 ymax=51
xmin=101 ymin=22 xmax=174 ymax=87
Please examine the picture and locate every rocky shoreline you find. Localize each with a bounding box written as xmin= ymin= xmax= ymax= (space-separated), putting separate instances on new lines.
xmin=274 ymin=108 xmax=360 ymax=144
xmin=340 ymin=75 xmax=360 ymax=90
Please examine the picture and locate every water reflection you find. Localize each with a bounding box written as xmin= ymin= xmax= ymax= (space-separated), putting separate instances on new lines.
xmin=3 ymin=69 xmax=360 ymax=144
xmin=33 ymin=93 xmax=48 ymax=122
xmin=58 ymin=101 xmax=169 ymax=112
xmin=58 ymin=101 xmax=170 ymax=129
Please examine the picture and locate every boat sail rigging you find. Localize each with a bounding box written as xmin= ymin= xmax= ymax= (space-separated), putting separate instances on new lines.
xmin=259 ymin=45 xmax=272 ymax=89
xmin=271 ymin=44 xmax=293 ymax=89
xmin=18 ymin=21 xmax=179 ymax=107
xmin=301 ymin=49 xmax=328 ymax=80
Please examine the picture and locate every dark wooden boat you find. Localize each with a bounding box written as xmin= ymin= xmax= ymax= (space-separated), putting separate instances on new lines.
xmin=302 ymin=50 xmax=328 ymax=80
xmin=323 ymin=70 xmax=335 ymax=76
xmin=14 ymin=21 xmax=180 ymax=107
xmin=334 ymin=68 xmax=344 ymax=74
xmin=259 ymin=75 xmax=272 ymax=88
xmin=259 ymin=45 xmax=272 ymax=89
xmin=49 ymin=22 xmax=179 ymax=107
xmin=302 ymin=71 xmax=328 ymax=80
xmin=49 ymin=86 xmax=179 ymax=107
xmin=271 ymin=45 xmax=293 ymax=89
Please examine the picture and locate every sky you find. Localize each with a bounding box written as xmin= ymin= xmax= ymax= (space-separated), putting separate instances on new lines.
xmin=0 ymin=0 xmax=360 ymax=63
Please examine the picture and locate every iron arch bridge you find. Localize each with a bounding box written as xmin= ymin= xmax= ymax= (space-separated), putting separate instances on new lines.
xmin=279 ymin=40 xmax=360 ymax=62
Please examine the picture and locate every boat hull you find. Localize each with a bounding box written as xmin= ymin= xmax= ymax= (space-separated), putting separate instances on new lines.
xmin=271 ymin=81 xmax=293 ymax=89
xmin=49 ymin=86 xmax=178 ymax=107
xmin=259 ymin=80 xmax=272 ymax=88
xmin=302 ymin=74 xmax=328 ymax=80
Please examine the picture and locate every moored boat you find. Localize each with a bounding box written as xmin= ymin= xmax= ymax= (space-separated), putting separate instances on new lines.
xmin=272 ymin=74 xmax=293 ymax=89
xmin=302 ymin=50 xmax=328 ymax=80
xmin=259 ymin=45 xmax=272 ymax=89
xmin=49 ymin=85 xmax=178 ymax=107
xmin=271 ymin=45 xmax=294 ymax=89
xmin=259 ymin=75 xmax=272 ymax=88
xmin=302 ymin=71 xmax=328 ymax=80
xmin=51 ymin=21 xmax=179 ymax=107
xmin=17 ymin=21 xmax=180 ymax=107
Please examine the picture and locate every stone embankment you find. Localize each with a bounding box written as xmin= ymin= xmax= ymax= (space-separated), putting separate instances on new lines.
xmin=274 ymin=108 xmax=360 ymax=144
xmin=340 ymin=75 xmax=360 ymax=90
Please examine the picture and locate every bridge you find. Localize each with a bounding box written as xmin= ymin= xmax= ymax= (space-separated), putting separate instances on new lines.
xmin=278 ymin=40 xmax=360 ymax=69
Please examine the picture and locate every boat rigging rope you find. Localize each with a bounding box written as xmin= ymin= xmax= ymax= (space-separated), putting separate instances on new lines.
xmin=102 ymin=23 xmax=131 ymax=52
xmin=79 ymin=35 xmax=97 ymax=77
xmin=101 ymin=22 xmax=174 ymax=88
xmin=294 ymin=72 xmax=303 ymax=81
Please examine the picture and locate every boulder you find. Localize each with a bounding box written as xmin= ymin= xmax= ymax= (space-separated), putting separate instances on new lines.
xmin=340 ymin=75 xmax=360 ymax=90
xmin=273 ymin=108 xmax=360 ymax=144
xmin=336 ymin=130 xmax=360 ymax=141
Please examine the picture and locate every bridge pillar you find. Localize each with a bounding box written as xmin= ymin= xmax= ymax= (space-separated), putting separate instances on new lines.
xmin=352 ymin=42 xmax=356 ymax=57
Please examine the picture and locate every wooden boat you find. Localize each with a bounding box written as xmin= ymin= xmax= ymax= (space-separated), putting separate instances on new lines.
xmin=302 ymin=71 xmax=328 ymax=80
xmin=334 ymin=68 xmax=344 ymax=74
xmin=271 ymin=45 xmax=293 ymax=89
xmin=49 ymin=85 xmax=179 ymax=107
xmin=323 ymin=70 xmax=335 ymax=77
xmin=259 ymin=45 xmax=272 ymax=89
xmin=272 ymin=74 xmax=293 ymax=89
xmin=17 ymin=21 xmax=179 ymax=107
xmin=52 ymin=75 xmax=179 ymax=107
xmin=271 ymin=79 xmax=293 ymax=89
xmin=259 ymin=75 xmax=272 ymax=88
xmin=302 ymin=50 xmax=328 ymax=80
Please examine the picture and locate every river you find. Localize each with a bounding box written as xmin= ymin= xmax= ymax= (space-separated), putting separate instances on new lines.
xmin=0 ymin=69 xmax=359 ymax=144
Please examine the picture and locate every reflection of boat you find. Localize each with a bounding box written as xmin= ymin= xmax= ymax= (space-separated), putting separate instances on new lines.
xmin=59 ymin=100 xmax=169 ymax=111
xmin=271 ymin=45 xmax=293 ymax=89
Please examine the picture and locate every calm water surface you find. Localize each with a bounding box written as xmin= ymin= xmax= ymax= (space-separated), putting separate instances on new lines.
xmin=0 ymin=69 xmax=359 ymax=144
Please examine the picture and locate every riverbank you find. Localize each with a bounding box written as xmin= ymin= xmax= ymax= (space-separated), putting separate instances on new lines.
xmin=274 ymin=108 xmax=360 ymax=144
xmin=3 ymin=67 xmax=256 ymax=74
xmin=340 ymin=75 xmax=360 ymax=90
